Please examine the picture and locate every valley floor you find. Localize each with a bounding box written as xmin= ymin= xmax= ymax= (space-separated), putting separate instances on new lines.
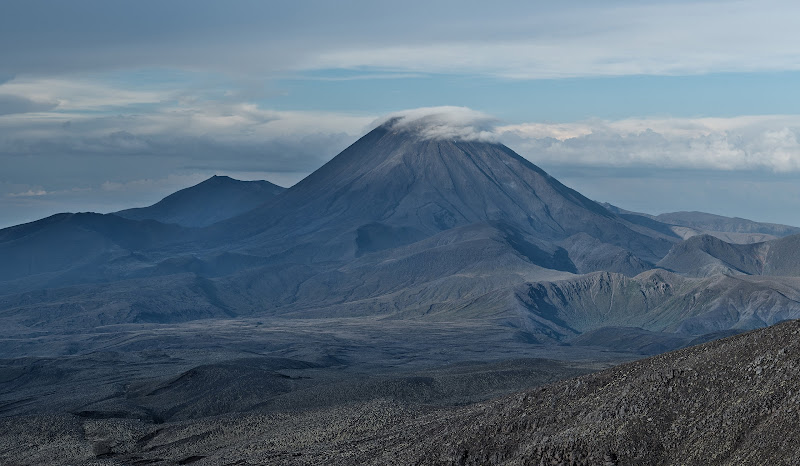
xmin=3 ymin=316 xmax=800 ymax=465
xmin=0 ymin=317 xmax=636 ymax=465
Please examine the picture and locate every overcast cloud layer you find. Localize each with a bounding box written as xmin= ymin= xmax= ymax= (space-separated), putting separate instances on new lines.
xmin=4 ymin=1 xmax=800 ymax=78
xmin=499 ymin=116 xmax=800 ymax=172
xmin=3 ymin=1 xmax=800 ymax=227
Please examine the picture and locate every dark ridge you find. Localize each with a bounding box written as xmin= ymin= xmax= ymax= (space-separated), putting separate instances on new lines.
xmin=116 ymin=175 xmax=285 ymax=227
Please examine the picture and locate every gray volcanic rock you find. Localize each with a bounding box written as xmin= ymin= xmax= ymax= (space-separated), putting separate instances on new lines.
xmin=6 ymin=115 xmax=800 ymax=465
xmin=378 ymin=318 xmax=800 ymax=465
xmin=513 ymin=269 xmax=800 ymax=337
xmin=17 ymin=319 xmax=800 ymax=465
xmin=116 ymin=175 xmax=284 ymax=227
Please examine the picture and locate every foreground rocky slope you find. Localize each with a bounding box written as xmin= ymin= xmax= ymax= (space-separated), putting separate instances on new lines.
xmin=169 ymin=319 xmax=800 ymax=464
xmin=4 ymin=318 xmax=796 ymax=465
xmin=393 ymin=318 xmax=800 ymax=465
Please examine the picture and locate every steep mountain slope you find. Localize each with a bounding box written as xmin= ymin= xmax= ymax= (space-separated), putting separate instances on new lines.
xmin=657 ymin=234 xmax=766 ymax=276
xmin=213 ymin=121 xmax=674 ymax=268
xmin=559 ymin=232 xmax=652 ymax=276
xmin=116 ymin=175 xmax=284 ymax=227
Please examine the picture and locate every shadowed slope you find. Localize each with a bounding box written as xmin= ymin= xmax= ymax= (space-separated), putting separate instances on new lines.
xmin=0 ymin=213 xmax=192 ymax=292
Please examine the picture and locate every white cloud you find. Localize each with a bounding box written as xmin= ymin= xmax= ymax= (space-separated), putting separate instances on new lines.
xmin=4 ymin=1 xmax=800 ymax=79
xmin=0 ymin=76 xmax=374 ymax=137
xmin=376 ymin=106 xmax=498 ymax=141
xmin=0 ymin=78 xmax=166 ymax=111
xmin=303 ymin=1 xmax=800 ymax=79
xmin=498 ymin=115 xmax=800 ymax=172
xmin=0 ymin=76 xmax=374 ymax=169
xmin=7 ymin=189 xmax=48 ymax=197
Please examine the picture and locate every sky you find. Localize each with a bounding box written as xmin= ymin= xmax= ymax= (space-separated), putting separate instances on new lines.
xmin=3 ymin=0 xmax=800 ymax=228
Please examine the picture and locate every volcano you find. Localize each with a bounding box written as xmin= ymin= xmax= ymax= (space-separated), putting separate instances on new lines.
xmin=210 ymin=118 xmax=674 ymax=268
xmin=3 ymin=112 xmax=800 ymax=340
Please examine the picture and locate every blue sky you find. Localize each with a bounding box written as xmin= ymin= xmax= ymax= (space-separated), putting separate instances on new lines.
xmin=273 ymin=71 xmax=800 ymax=121
xmin=3 ymin=0 xmax=800 ymax=228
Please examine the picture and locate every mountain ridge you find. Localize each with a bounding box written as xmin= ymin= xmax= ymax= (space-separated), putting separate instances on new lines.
xmin=116 ymin=175 xmax=285 ymax=227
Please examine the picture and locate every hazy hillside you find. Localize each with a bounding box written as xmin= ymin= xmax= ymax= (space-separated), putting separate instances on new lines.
xmin=656 ymin=210 xmax=800 ymax=237
xmin=0 ymin=213 xmax=191 ymax=291
xmin=658 ymin=233 xmax=800 ymax=278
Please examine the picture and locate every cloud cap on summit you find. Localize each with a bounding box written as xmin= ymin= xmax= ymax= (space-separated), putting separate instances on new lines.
xmin=374 ymin=106 xmax=500 ymax=142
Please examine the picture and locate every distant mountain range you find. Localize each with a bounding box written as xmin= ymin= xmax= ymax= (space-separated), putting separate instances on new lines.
xmin=604 ymin=203 xmax=800 ymax=243
xmin=2 ymin=117 xmax=800 ymax=351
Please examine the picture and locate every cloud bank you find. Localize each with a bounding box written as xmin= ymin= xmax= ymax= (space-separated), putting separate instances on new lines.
xmin=498 ymin=116 xmax=800 ymax=172
xmin=4 ymin=95 xmax=800 ymax=227
xmin=0 ymin=75 xmax=375 ymax=227
xmin=368 ymin=107 xmax=800 ymax=172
